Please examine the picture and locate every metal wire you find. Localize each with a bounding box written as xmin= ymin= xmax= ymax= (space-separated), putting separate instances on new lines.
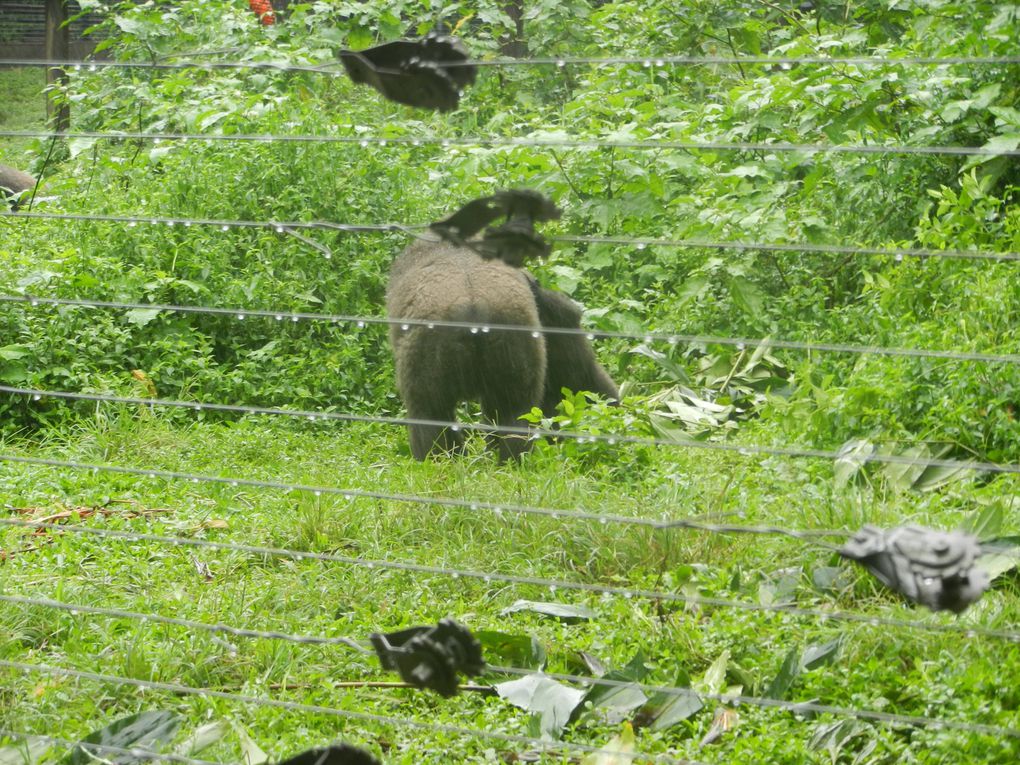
xmin=4 ymin=388 xmax=1020 ymax=479
xmin=5 ymin=292 xmax=1020 ymax=365
xmin=0 ymin=659 xmax=699 ymax=765
xmin=2 ymin=515 xmax=1017 ymax=642
xmin=2 ymin=54 xmax=1019 ymax=71
xmin=0 ymin=389 xmax=850 ymax=539
xmin=0 ymin=594 xmax=370 ymax=653
xmin=0 ymin=730 xmax=223 ymax=765
xmin=6 ymin=208 xmax=1020 ymax=264
xmin=484 ymin=665 xmax=1020 ymax=738
xmin=2 ymin=594 xmax=1017 ymax=738
xmin=0 ymin=128 xmax=1016 ymax=156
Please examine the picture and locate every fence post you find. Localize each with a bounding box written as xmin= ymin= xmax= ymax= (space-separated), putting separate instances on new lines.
xmin=45 ymin=0 xmax=71 ymax=131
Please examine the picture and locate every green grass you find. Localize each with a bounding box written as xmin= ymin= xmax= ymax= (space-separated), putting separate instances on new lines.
xmin=0 ymin=68 xmax=47 ymax=166
xmin=1 ymin=411 xmax=1018 ymax=764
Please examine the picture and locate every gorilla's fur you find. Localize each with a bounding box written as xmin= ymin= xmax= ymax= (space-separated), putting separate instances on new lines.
xmin=530 ymin=279 xmax=618 ymax=415
xmin=387 ymin=239 xmax=617 ymax=461
xmin=0 ymin=164 xmax=35 ymax=210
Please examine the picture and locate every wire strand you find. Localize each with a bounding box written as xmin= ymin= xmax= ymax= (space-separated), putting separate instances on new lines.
xmin=2 ymin=514 xmax=1017 ymax=642
xmin=0 ymin=660 xmax=699 ymax=765
xmin=0 ymin=390 xmax=848 ymax=539
xmin=0 ymin=594 xmax=371 ymax=651
xmin=1 ymin=595 xmax=1016 ymax=738
xmin=0 ymin=128 xmax=1015 ymax=157
xmin=483 ymin=665 xmax=1020 ymax=738
xmin=4 ymin=293 xmax=1020 ymax=366
xmin=4 ymin=387 xmax=1020 ymax=479
xmin=5 ymin=208 xmax=1020 ymax=264
xmin=3 ymin=54 xmax=1019 ymax=71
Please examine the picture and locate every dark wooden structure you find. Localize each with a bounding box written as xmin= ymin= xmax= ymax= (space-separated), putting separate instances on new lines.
xmin=0 ymin=1 xmax=104 ymax=59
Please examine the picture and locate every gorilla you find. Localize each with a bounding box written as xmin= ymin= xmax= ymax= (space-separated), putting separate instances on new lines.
xmin=386 ymin=238 xmax=617 ymax=461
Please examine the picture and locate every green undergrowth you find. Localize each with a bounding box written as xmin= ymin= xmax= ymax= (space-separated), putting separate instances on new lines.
xmin=1 ymin=413 xmax=1019 ymax=763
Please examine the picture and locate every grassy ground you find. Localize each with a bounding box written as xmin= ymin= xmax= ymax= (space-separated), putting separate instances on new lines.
xmin=1 ymin=410 xmax=1019 ymax=764
xmin=0 ymin=68 xmax=47 ymax=166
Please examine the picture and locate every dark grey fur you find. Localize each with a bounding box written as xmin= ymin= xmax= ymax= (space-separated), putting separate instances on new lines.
xmin=387 ymin=239 xmax=617 ymax=461
xmin=0 ymin=164 xmax=35 ymax=210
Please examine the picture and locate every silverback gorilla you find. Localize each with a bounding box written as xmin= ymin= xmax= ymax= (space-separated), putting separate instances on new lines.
xmin=386 ymin=238 xmax=617 ymax=461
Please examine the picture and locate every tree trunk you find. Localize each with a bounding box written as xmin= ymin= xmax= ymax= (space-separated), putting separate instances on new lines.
xmin=501 ymin=1 xmax=527 ymax=58
xmin=45 ymin=0 xmax=71 ymax=131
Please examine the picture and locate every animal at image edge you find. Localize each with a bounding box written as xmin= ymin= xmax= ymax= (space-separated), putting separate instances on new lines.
xmin=386 ymin=238 xmax=617 ymax=461
xmin=0 ymin=164 xmax=36 ymax=210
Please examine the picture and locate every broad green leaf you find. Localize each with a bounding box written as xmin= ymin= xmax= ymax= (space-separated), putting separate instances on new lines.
xmin=727 ymin=276 xmax=765 ymax=318
xmin=124 ymin=308 xmax=162 ymax=327
xmin=231 ymin=723 xmax=268 ymax=765
xmin=802 ymin=637 xmax=842 ymax=670
xmin=0 ymin=345 xmax=31 ymax=361
xmin=834 ymin=439 xmax=874 ymax=488
xmin=636 ymin=675 xmax=704 ymax=732
xmin=174 ymin=722 xmax=229 ymax=757
xmin=501 ymin=600 xmax=595 ymax=623
xmin=476 ymin=630 xmax=546 ymax=670
xmin=808 ymin=719 xmax=866 ymax=761
xmin=675 ymin=275 xmax=709 ymax=307
xmin=697 ymin=650 xmax=729 ymax=695
xmin=579 ymin=723 xmax=637 ymax=765
xmin=880 ymin=444 xmax=929 ymax=491
xmin=569 ymin=651 xmax=649 ymax=726
xmin=68 ymin=711 xmax=181 ymax=765
xmin=975 ymin=536 xmax=1020 ymax=581
xmin=494 ymin=675 xmax=584 ymax=738
xmin=764 ymin=647 xmax=801 ymax=699
xmin=963 ymin=503 xmax=1004 ymax=539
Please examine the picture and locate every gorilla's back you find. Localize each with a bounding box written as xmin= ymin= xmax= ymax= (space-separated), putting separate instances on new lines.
xmin=386 ymin=238 xmax=546 ymax=415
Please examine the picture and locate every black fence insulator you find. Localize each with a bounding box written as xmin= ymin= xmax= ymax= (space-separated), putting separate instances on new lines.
xmin=370 ymin=618 xmax=485 ymax=697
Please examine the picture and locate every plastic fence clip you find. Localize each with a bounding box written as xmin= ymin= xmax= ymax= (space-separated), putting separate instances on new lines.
xmin=430 ymin=189 xmax=561 ymax=266
xmin=275 ymin=745 xmax=380 ymax=765
xmin=839 ymin=525 xmax=990 ymax=613
xmin=339 ymin=33 xmax=477 ymax=112
xmin=370 ymin=618 xmax=485 ymax=697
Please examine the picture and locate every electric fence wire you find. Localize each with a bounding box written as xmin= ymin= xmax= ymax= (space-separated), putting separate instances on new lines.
xmin=1 ymin=127 xmax=1017 ymax=157
xmin=0 ymin=730 xmax=222 ymax=765
xmin=4 ymin=292 xmax=1020 ymax=365
xmin=4 ymin=388 xmax=1020 ymax=477
xmin=0 ymin=400 xmax=840 ymax=540
xmin=2 ymin=516 xmax=1018 ymax=642
xmin=3 ymin=53 xmax=1020 ymax=71
xmin=5 ymin=208 xmax=1020 ymax=267
xmin=0 ymin=596 xmax=1017 ymax=738
xmin=0 ymin=660 xmax=701 ymax=765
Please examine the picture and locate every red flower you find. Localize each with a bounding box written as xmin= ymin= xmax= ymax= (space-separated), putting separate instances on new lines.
xmin=248 ymin=0 xmax=276 ymax=25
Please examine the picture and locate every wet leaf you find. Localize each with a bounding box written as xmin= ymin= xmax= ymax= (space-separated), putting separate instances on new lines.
xmin=495 ymin=675 xmax=584 ymax=738
xmin=764 ymin=647 xmax=801 ymax=699
xmin=579 ymin=723 xmax=637 ymax=765
xmin=501 ymin=600 xmax=594 ymax=623
xmin=68 ymin=711 xmax=181 ymax=765
xmin=802 ymin=637 xmax=842 ymax=671
xmin=174 ymin=722 xmax=229 ymax=757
